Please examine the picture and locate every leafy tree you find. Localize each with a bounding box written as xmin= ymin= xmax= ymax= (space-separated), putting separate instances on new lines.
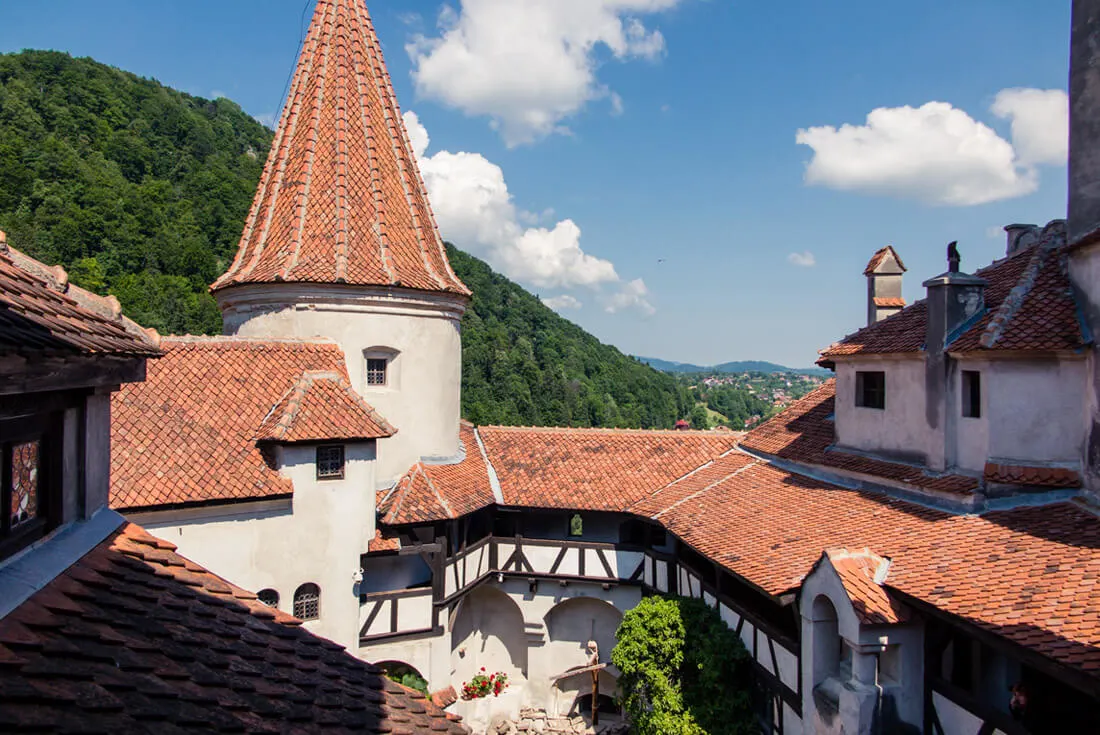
xmin=689 ymin=405 xmax=710 ymax=430
xmin=612 ymin=596 xmax=754 ymax=735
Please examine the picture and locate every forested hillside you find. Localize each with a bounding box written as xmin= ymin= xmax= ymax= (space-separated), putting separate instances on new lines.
xmin=0 ymin=50 xmax=692 ymax=429
xmin=0 ymin=50 xmax=272 ymax=334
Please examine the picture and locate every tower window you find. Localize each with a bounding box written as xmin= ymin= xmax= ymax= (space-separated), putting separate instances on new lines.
xmin=855 ymin=371 xmax=886 ymax=410
xmin=962 ymin=371 xmax=981 ymax=418
xmin=293 ymin=583 xmax=320 ymax=620
xmin=257 ymin=588 xmax=279 ymax=608
xmin=366 ymin=358 xmax=388 ymax=386
xmin=316 ymin=445 xmax=345 ymax=480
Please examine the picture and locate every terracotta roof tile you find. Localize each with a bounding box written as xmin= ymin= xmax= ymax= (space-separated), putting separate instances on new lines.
xmin=984 ymin=462 xmax=1082 ymax=489
xmin=822 ymin=224 xmax=1087 ymax=361
xmin=367 ymin=527 xmax=400 ymax=552
xmin=740 ymin=381 xmax=979 ymax=496
xmin=256 ymin=370 xmax=395 ymax=442
xmin=479 ymin=426 xmax=741 ymax=511
xmin=824 ymin=549 xmax=908 ymax=625
xmin=873 ymin=296 xmax=906 ymax=308
xmin=0 ymin=233 xmax=159 ymax=358
xmin=645 ymin=461 xmax=1100 ymax=679
xmin=385 ymin=423 xmax=495 ymax=524
xmin=212 ymin=0 xmax=468 ymax=297
xmin=864 ymin=245 xmax=907 ymax=275
xmin=0 ymin=522 xmax=467 ymax=733
xmin=111 ymin=338 xmax=382 ymax=510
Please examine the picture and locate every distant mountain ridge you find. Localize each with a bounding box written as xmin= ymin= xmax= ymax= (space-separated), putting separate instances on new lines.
xmin=636 ymin=356 xmax=831 ymax=376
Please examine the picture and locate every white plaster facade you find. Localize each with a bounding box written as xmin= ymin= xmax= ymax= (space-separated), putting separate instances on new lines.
xmin=128 ymin=441 xmax=378 ymax=651
xmin=216 ymin=283 xmax=467 ymax=483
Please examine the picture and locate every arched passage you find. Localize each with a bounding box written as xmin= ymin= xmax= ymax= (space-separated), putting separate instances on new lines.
xmin=376 ymin=660 xmax=429 ymax=695
xmin=450 ymin=585 xmax=528 ymax=688
xmin=544 ymin=596 xmax=624 ymax=716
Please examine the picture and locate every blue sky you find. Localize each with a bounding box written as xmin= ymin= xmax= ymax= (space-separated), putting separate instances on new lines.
xmin=0 ymin=0 xmax=1071 ymax=367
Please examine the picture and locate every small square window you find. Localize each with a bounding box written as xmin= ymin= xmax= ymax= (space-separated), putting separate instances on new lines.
xmin=366 ymin=358 xmax=387 ymax=386
xmin=316 ymin=445 xmax=345 ymax=480
xmin=855 ymin=371 xmax=886 ymax=410
xmin=962 ymin=371 xmax=981 ymax=418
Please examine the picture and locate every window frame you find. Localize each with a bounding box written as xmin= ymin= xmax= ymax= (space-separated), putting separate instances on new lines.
xmin=855 ymin=371 xmax=886 ymax=410
xmin=315 ymin=445 xmax=346 ymax=481
xmin=0 ymin=413 xmax=61 ymax=562
xmin=293 ymin=583 xmax=321 ymax=621
xmin=961 ymin=370 xmax=982 ymax=419
xmin=365 ymin=357 xmax=388 ymax=387
xmin=257 ymin=588 xmax=280 ymax=608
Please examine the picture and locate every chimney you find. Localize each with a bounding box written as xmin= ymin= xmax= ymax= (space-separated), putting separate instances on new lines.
xmin=1004 ymin=223 xmax=1040 ymax=256
xmin=864 ymin=245 xmax=906 ymax=326
xmin=1070 ymin=0 xmax=1100 ymax=246
xmin=923 ymin=242 xmax=986 ymax=355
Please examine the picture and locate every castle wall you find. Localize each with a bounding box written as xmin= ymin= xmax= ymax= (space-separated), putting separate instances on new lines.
xmin=216 ymin=283 xmax=466 ymax=483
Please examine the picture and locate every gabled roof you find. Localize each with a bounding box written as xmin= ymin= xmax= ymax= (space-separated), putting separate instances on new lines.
xmin=0 ymin=522 xmax=467 ymax=733
xmin=0 ymin=232 xmax=160 ymax=358
xmin=256 ymin=370 xmax=395 ymax=443
xmin=822 ymin=221 xmax=1087 ymax=362
xmin=821 ymin=548 xmax=907 ymax=625
xmin=212 ymin=0 xmax=468 ymax=297
xmin=382 ymin=423 xmax=495 ymax=525
xmin=111 ymin=338 xmax=386 ymax=510
xmin=864 ymin=245 xmax=906 ymax=275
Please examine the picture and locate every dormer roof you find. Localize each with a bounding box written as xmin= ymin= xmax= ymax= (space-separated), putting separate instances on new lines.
xmin=211 ymin=0 xmax=469 ymax=297
xmin=256 ymin=370 xmax=395 ymax=443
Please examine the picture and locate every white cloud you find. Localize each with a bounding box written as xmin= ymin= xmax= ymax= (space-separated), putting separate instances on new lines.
xmin=542 ymin=294 xmax=583 ymax=310
xmin=796 ymin=101 xmax=1037 ymax=206
xmin=787 ymin=251 xmax=816 ymax=267
xmin=407 ymin=111 xmax=636 ymax=296
xmin=991 ymin=88 xmax=1068 ymax=167
xmin=605 ymin=278 xmax=656 ymax=316
xmin=407 ymin=0 xmax=681 ymax=146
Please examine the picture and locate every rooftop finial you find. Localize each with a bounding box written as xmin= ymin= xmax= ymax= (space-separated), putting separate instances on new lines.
xmin=947 ymin=241 xmax=961 ymax=273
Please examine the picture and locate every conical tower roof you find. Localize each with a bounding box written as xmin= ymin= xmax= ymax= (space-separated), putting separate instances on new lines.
xmin=213 ymin=0 xmax=469 ymax=296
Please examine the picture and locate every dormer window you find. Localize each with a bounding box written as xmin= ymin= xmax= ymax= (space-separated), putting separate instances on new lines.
xmin=855 ymin=371 xmax=886 ymax=410
xmin=366 ymin=358 xmax=387 ymax=386
xmin=316 ymin=445 xmax=345 ymax=480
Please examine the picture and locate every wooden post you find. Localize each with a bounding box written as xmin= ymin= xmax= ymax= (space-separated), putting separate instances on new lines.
xmin=591 ymin=667 xmax=599 ymax=726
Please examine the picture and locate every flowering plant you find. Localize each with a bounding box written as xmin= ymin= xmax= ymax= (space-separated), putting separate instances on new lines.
xmin=460 ymin=667 xmax=509 ymax=700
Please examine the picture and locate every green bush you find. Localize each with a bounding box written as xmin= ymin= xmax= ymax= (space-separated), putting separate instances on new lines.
xmin=612 ymin=596 xmax=754 ymax=735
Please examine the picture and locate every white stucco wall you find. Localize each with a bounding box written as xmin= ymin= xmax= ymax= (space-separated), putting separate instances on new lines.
xmin=216 ymin=283 xmax=466 ymax=483
xmin=835 ymin=358 xmax=940 ymax=467
xmin=127 ymin=441 xmax=377 ymax=652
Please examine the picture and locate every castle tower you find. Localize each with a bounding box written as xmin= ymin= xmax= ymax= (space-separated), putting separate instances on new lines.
xmin=863 ymin=245 xmax=906 ymax=326
xmin=212 ymin=0 xmax=470 ymax=482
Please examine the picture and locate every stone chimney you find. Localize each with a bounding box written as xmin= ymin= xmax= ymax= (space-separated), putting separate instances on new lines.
xmin=864 ymin=245 xmax=907 ymax=326
xmin=1004 ymin=224 xmax=1040 ymax=256
xmin=922 ymin=243 xmax=987 ymax=356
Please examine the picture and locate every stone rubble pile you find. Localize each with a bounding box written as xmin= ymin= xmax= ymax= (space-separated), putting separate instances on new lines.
xmin=490 ymin=708 xmax=629 ymax=735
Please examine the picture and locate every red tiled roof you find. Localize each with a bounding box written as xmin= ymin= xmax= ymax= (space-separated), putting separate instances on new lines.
xmin=256 ymin=370 xmax=394 ymax=442
xmin=212 ymin=0 xmax=468 ymax=297
xmin=873 ymin=296 xmax=906 ymax=308
xmin=822 ymin=225 xmax=1087 ymax=361
xmin=111 ymin=338 xmax=383 ymax=510
xmin=645 ymin=460 xmax=1100 ymax=678
xmin=0 ymin=522 xmax=467 ymax=733
xmin=740 ymin=381 xmax=980 ymax=496
xmin=0 ymin=233 xmax=160 ymax=358
xmin=479 ymin=426 xmax=741 ymax=511
xmin=864 ymin=245 xmax=906 ymax=275
xmin=367 ymin=527 xmax=400 ymax=552
xmin=824 ymin=549 xmax=908 ymax=625
xmin=985 ymin=462 xmax=1082 ymax=489
xmin=384 ymin=423 xmax=495 ymax=524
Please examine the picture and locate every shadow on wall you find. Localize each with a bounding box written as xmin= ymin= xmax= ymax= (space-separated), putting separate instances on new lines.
xmin=450 ymin=585 xmax=529 ymax=684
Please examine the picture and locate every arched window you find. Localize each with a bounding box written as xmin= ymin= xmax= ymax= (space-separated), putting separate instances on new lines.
xmin=294 ymin=583 xmax=321 ymax=620
xmin=257 ymin=588 xmax=279 ymax=608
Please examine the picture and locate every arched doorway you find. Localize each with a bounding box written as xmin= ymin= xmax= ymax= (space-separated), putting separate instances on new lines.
xmin=544 ymin=597 xmax=624 ymax=717
xmin=450 ymin=585 xmax=528 ymax=688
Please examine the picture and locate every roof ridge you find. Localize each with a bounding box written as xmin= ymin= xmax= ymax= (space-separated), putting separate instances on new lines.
xmin=162 ymin=335 xmax=340 ymax=346
xmin=979 ymin=244 xmax=1048 ymax=349
xmin=652 ymin=460 xmax=761 ymax=520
